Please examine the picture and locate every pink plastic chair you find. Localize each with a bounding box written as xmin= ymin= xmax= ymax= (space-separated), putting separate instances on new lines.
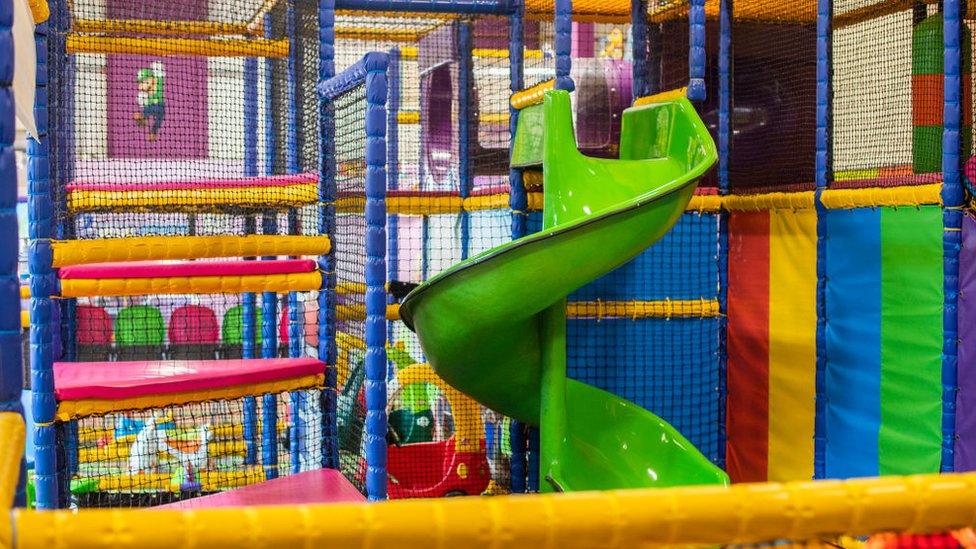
xmin=76 ymin=306 xmax=112 ymax=361
xmin=168 ymin=305 xmax=219 ymax=360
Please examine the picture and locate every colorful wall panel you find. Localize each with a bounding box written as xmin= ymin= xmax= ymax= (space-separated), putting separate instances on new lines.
xmin=822 ymin=205 xmax=943 ymax=478
xmin=726 ymin=208 xmax=818 ymax=483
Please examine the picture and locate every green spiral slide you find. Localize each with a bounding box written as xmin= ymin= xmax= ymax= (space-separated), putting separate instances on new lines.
xmin=400 ymin=90 xmax=729 ymax=492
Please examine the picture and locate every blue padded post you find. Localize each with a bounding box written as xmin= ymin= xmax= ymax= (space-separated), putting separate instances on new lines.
xmin=554 ymin=0 xmax=574 ymax=92
xmin=318 ymin=0 xmax=339 ymax=470
xmin=241 ymin=215 xmax=258 ymax=466
xmin=386 ymin=48 xmax=400 ymax=346
xmin=631 ymin=0 xmax=649 ymax=98
xmin=688 ymin=0 xmax=706 ymax=101
xmin=29 ymin=10 xmax=58 ymax=509
xmin=334 ymin=0 xmax=514 ymax=13
xmin=507 ymin=0 xmax=529 ymax=493
xmin=714 ymin=0 xmax=732 ymax=472
xmin=260 ymin=211 xmax=279 ymax=480
xmin=364 ymin=53 xmax=390 ymax=501
xmin=941 ymin=0 xmax=963 ymax=472
xmin=244 ymin=57 xmax=258 ymax=177
xmin=812 ymin=0 xmax=832 ymax=479
xmin=459 ymin=21 xmax=473 ymax=260
xmin=0 ymin=0 xmax=24 ymax=507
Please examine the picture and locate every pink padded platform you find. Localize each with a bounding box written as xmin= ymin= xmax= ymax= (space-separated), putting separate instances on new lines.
xmin=65 ymin=172 xmax=317 ymax=192
xmin=58 ymin=259 xmax=317 ymax=280
xmin=156 ymin=469 xmax=365 ymax=509
xmin=54 ymin=358 xmax=324 ymax=401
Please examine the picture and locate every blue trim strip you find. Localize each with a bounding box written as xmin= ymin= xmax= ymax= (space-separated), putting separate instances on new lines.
xmin=553 ymin=0 xmax=574 ymax=92
xmin=459 ymin=22 xmax=473 ymax=260
xmin=942 ymin=0 xmax=963 ymax=472
xmin=688 ymin=0 xmax=706 ymax=101
xmin=813 ymin=0 xmax=832 ymax=480
xmin=334 ymin=0 xmax=514 ymax=14
xmin=630 ymin=0 xmax=649 ymax=98
xmin=318 ymin=0 xmax=340 ymax=470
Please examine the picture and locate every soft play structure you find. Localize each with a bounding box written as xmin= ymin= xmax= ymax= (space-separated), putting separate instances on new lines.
xmin=4 ymin=0 xmax=976 ymax=546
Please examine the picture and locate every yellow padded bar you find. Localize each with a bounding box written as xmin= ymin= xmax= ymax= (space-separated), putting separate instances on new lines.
xmin=66 ymin=35 xmax=289 ymax=58
xmin=0 ymin=413 xmax=24 ymax=549
xmin=51 ymin=235 xmax=331 ymax=267
xmin=76 ymin=422 xmax=286 ymax=445
xmin=633 ymin=87 xmax=688 ymax=106
xmin=15 ymin=472 xmax=976 ymax=548
xmin=67 ymin=184 xmax=319 ymax=212
xmin=92 ymin=468 xmax=266 ymax=493
xmin=821 ymin=183 xmax=943 ymax=209
xmin=715 ymin=191 xmax=817 ymax=212
xmin=336 ymin=26 xmax=428 ymax=42
xmin=397 ymin=111 xmax=421 ymax=124
xmin=55 ymin=374 xmax=324 ymax=421
xmin=568 ymin=299 xmax=720 ymax=320
xmin=28 ymin=0 xmax=49 ymax=23
xmin=524 ymin=0 xmax=630 ymax=17
xmin=511 ymin=79 xmax=555 ymax=110
xmin=19 ymin=285 xmax=28 ymax=299
xmin=73 ymin=19 xmax=257 ymax=36
xmin=78 ymin=440 xmax=246 ymax=463
xmin=59 ymin=272 xmax=322 ymax=298
xmin=648 ymin=0 xmax=817 ymax=23
xmin=337 ymin=303 xmax=402 ymax=322
xmin=20 ymin=310 xmax=28 ymax=329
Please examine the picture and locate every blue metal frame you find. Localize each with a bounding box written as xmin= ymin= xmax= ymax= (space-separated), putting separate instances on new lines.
xmin=0 ymin=0 xmax=24 ymax=507
xmin=459 ymin=21 xmax=473 ymax=260
xmin=812 ymin=0 xmax=832 ymax=480
xmin=941 ymin=0 xmax=963 ymax=473
xmin=688 ymin=0 xmax=706 ymax=101
xmin=319 ymin=52 xmax=390 ymax=501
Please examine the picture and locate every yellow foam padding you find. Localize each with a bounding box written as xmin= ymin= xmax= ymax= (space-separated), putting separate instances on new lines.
xmin=647 ymin=0 xmax=817 ymax=23
xmin=511 ymin=79 xmax=555 ymax=110
xmin=479 ymin=112 xmax=510 ymax=124
xmin=634 ymin=87 xmax=688 ymax=106
xmin=397 ymin=364 xmax=483 ymax=453
xmin=59 ymin=271 xmax=322 ymax=298
xmin=65 ymin=35 xmax=289 ymax=58
xmin=19 ymin=285 xmax=28 ymax=298
xmin=67 ymin=184 xmax=319 ymax=213
xmin=834 ymin=167 xmax=881 ymax=181
xmin=0 ymin=413 xmax=24 ymax=548
xmin=28 ymin=0 xmax=49 ymax=23
xmin=336 ymin=303 xmax=401 ymax=322
xmin=336 ymin=26 xmax=428 ymax=42
xmin=76 ymin=422 xmax=285 ymax=445
xmin=397 ymin=111 xmax=420 ymax=125
xmin=92 ymin=467 xmax=266 ymax=493
xmin=16 ymin=472 xmax=976 ymax=548
xmin=73 ymin=18 xmax=256 ymax=36
xmin=717 ymin=191 xmax=817 ymax=212
xmin=767 ymin=208 xmax=818 ymax=482
xmin=51 ymin=235 xmax=331 ymax=267
xmin=339 ymin=194 xmax=542 ymax=215
xmin=55 ymin=374 xmax=324 ymax=421
xmin=524 ymin=0 xmax=630 ymax=17
xmin=21 ymin=310 xmax=28 ymax=329
xmin=567 ymin=299 xmax=720 ymax=320
xmin=78 ymin=440 xmax=246 ymax=464
xmin=820 ymin=183 xmax=943 ymax=209
xmin=522 ymin=170 xmax=543 ymax=187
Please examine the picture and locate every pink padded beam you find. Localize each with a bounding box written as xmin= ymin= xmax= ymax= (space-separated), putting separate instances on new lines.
xmin=155 ymin=469 xmax=365 ymax=509
xmin=54 ymin=358 xmax=324 ymax=401
xmin=65 ymin=172 xmax=318 ymax=192
xmin=58 ymin=259 xmax=317 ymax=280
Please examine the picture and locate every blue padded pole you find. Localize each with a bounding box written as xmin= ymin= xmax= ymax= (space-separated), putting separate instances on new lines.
xmin=363 ymin=53 xmax=390 ymax=501
xmin=631 ymin=0 xmax=649 ymax=98
xmin=507 ymin=0 xmax=528 ymax=494
xmin=688 ymin=0 xmax=706 ymax=101
xmin=386 ymin=49 xmax=400 ymax=346
xmin=941 ymin=0 xmax=963 ymax=472
xmin=334 ymin=0 xmax=514 ymax=13
xmin=812 ymin=0 xmax=832 ymax=480
xmin=318 ymin=0 xmax=340 ymax=470
xmin=29 ymin=9 xmax=58 ymax=510
xmin=0 ymin=0 xmax=24 ymax=507
xmin=554 ymin=0 xmax=574 ymax=92
xmin=715 ymin=0 xmax=731 ymax=472
xmin=458 ymin=21 xmax=473 ymax=260
xmin=260 ymin=211 xmax=279 ymax=480
xmin=244 ymin=57 xmax=258 ymax=177
xmin=242 ymin=215 xmax=258 ymax=466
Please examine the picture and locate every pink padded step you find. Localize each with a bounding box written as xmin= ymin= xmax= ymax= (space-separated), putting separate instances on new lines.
xmin=54 ymin=358 xmax=324 ymax=401
xmin=156 ymin=469 xmax=365 ymax=509
xmin=59 ymin=259 xmax=317 ymax=280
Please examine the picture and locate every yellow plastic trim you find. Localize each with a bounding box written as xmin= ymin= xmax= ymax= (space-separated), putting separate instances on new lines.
xmin=396 ymin=111 xmax=508 ymax=125
xmin=820 ymin=183 xmax=943 ymax=209
xmin=397 ymin=111 xmax=421 ymax=125
xmin=335 ymin=26 xmax=428 ymax=42
xmin=567 ymin=299 xmax=720 ymax=319
xmin=633 ymin=87 xmax=688 ymax=106
xmin=396 ymin=364 xmax=483 ymax=453
xmin=20 ymin=310 xmax=28 ymax=329
xmin=19 ymin=285 xmax=28 ymax=299
xmin=15 ymin=472 xmax=976 ymax=548
xmin=78 ymin=439 xmax=246 ymax=463
xmin=55 ymin=374 xmax=324 ymax=421
xmin=72 ymin=18 xmax=256 ymax=36
xmin=67 ymin=184 xmax=319 ymax=212
xmin=59 ymin=272 xmax=322 ymax=298
xmin=511 ymin=79 xmax=555 ymax=110
xmin=91 ymin=467 xmax=266 ymax=493
xmin=27 ymin=0 xmax=49 ymax=23
xmin=0 ymin=413 xmax=24 ymax=548
xmin=51 ymin=235 xmax=331 ymax=267
xmin=66 ymin=35 xmax=289 ymax=58
xmin=337 ymin=303 xmax=401 ymax=322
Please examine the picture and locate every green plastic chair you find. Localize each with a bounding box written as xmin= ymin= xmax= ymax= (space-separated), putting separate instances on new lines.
xmin=114 ymin=305 xmax=165 ymax=361
xmin=221 ymin=305 xmax=263 ymax=359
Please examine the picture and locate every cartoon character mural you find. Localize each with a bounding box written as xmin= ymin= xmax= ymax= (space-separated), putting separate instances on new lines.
xmin=133 ymin=61 xmax=165 ymax=141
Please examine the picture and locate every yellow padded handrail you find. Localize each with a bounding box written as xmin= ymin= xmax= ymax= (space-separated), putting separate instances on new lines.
xmin=67 ymin=184 xmax=319 ymax=213
xmin=821 ymin=183 xmax=943 ymax=209
xmin=27 ymin=0 xmax=49 ymax=23
xmin=510 ymin=79 xmax=555 ymax=110
xmin=633 ymin=86 xmax=688 ymax=106
xmin=58 ymin=272 xmax=322 ymax=298
xmin=72 ymin=19 xmax=257 ymax=37
xmin=66 ymin=35 xmax=289 ymax=58
xmin=14 ymin=472 xmax=976 ymax=548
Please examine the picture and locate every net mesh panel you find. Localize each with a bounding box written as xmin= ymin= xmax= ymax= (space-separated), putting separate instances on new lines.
xmin=833 ymin=1 xmax=949 ymax=186
xmin=724 ymin=530 xmax=976 ymax=548
xmin=59 ymin=388 xmax=323 ymax=508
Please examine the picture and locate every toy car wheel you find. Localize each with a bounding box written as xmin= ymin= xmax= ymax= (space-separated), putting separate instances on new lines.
xmin=444 ymin=490 xmax=467 ymax=497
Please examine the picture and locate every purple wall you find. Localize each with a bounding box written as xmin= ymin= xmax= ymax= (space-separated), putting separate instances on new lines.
xmin=957 ymin=214 xmax=976 ymax=470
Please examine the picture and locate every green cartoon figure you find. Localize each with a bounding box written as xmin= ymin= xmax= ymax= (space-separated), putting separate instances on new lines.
xmin=133 ymin=61 xmax=165 ymax=141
